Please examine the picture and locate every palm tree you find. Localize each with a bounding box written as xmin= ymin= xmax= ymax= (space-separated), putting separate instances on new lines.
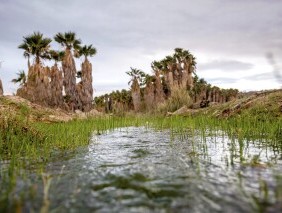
xmin=164 ymin=56 xmax=177 ymax=88
xmin=18 ymin=44 xmax=31 ymax=69
xmin=126 ymin=67 xmax=145 ymax=111
xmin=151 ymin=61 xmax=162 ymax=73
xmin=54 ymin=32 xmax=82 ymax=111
xmin=54 ymin=32 xmax=81 ymax=50
xmin=49 ymin=50 xmax=65 ymax=65
xmin=0 ymin=79 xmax=3 ymax=96
xmin=74 ymin=44 xmax=97 ymax=111
xmin=143 ymin=74 xmax=155 ymax=110
xmin=76 ymin=45 xmax=97 ymax=61
xmin=126 ymin=67 xmax=146 ymax=86
xmin=18 ymin=32 xmax=52 ymax=65
xmin=11 ymin=70 xmax=27 ymax=86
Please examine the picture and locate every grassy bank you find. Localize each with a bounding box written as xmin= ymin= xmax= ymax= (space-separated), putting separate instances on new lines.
xmin=0 ymin=91 xmax=281 ymax=211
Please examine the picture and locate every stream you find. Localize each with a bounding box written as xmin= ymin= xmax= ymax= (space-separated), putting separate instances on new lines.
xmin=4 ymin=127 xmax=282 ymax=212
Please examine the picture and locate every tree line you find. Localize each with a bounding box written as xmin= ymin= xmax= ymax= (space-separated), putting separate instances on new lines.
xmin=95 ymin=48 xmax=238 ymax=113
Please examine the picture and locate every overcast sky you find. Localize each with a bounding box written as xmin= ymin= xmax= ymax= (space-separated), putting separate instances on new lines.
xmin=0 ymin=0 xmax=281 ymax=96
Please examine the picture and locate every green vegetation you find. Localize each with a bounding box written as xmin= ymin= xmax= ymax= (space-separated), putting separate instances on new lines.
xmin=15 ymin=31 xmax=96 ymax=112
xmin=0 ymin=90 xmax=281 ymax=211
xmin=18 ymin=32 xmax=52 ymax=66
xmin=0 ymin=112 xmax=139 ymax=211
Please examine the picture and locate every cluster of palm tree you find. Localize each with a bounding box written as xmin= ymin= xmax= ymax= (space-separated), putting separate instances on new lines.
xmin=124 ymin=48 xmax=197 ymax=111
xmin=191 ymin=75 xmax=239 ymax=106
xmin=94 ymin=48 xmax=238 ymax=113
xmin=94 ymin=89 xmax=132 ymax=113
xmin=151 ymin=48 xmax=197 ymax=90
xmin=16 ymin=31 xmax=97 ymax=111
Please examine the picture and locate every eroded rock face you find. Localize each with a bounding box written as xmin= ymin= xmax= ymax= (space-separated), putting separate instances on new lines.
xmin=0 ymin=79 xmax=3 ymax=96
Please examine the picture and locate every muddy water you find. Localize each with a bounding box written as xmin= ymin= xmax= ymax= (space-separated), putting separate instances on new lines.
xmin=8 ymin=127 xmax=282 ymax=212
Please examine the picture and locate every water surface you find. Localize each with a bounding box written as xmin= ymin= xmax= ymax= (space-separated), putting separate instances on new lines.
xmin=3 ymin=127 xmax=282 ymax=212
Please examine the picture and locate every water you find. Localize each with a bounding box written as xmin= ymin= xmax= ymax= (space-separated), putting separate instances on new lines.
xmin=2 ymin=127 xmax=282 ymax=212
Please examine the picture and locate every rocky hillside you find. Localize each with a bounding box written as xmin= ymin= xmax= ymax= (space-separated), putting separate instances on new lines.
xmin=0 ymin=95 xmax=102 ymax=123
xmin=169 ymin=89 xmax=282 ymax=119
xmin=0 ymin=89 xmax=281 ymax=123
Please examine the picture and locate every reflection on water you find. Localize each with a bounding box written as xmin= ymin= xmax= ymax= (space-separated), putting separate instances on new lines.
xmin=3 ymin=127 xmax=282 ymax=212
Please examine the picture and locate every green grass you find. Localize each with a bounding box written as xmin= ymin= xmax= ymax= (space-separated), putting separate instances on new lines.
xmin=0 ymin=109 xmax=281 ymax=212
xmin=0 ymin=114 xmax=142 ymax=212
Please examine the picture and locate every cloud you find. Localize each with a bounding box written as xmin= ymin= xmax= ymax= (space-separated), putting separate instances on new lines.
xmin=1 ymin=0 xmax=282 ymax=94
xmin=243 ymin=72 xmax=278 ymax=82
xmin=207 ymin=77 xmax=239 ymax=84
xmin=199 ymin=60 xmax=254 ymax=71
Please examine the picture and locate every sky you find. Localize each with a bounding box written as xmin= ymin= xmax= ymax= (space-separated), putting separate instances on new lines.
xmin=0 ymin=0 xmax=282 ymax=96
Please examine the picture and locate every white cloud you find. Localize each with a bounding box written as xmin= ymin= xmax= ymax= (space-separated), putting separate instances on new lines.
xmin=1 ymin=0 xmax=282 ymax=95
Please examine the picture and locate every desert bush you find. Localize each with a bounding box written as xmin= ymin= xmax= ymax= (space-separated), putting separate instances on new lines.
xmin=157 ymin=87 xmax=192 ymax=113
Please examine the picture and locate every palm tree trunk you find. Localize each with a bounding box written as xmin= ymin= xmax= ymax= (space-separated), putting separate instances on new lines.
xmin=18 ymin=64 xmax=51 ymax=106
xmin=187 ymin=65 xmax=194 ymax=90
xmin=181 ymin=69 xmax=188 ymax=89
xmin=50 ymin=64 xmax=64 ymax=107
xmin=154 ymin=71 xmax=165 ymax=104
xmin=62 ymin=48 xmax=78 ymax=111
xmin=78 ymin=58 xmax=93 ymax=112
xmin=0 ymin=79 xmax=3 ymax=96
xmin=131 ymin=78 xmax=141 ymax=111
xmin=144 ymin=82 xmax=155 ymax=110
xmin=36 ymin=56 xmax=40 ymax=65
xmin=28 ymin=57 xmax=31 ymax=69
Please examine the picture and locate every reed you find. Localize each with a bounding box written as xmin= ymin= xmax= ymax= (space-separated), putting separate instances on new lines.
xmin=0 ymin=109 xmax=281 ymax=211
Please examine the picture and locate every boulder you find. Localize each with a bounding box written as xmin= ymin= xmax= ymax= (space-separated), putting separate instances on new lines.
xmin=167 ymin=106 xmax=189 ymax=116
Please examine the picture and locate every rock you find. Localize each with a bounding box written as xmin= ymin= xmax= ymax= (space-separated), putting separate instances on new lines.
xmin=191 ymin=102 xmax=201 ymax=109
xmin=75 ymin=109 xmax=83 ymax=114
xmin=86 ymin=109 xmax=103 ymax=117
xmin=76 ymin=112 xmax=87 ymax=119
xmin=170 ymin=106 xmax=189 ymax=115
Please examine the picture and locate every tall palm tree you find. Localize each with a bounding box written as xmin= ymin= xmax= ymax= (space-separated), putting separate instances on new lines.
xmin=76 ymin=45 xmax=97 ymax=61
xmin=54 ymin=32 xmax=82 ymax=111
xmin=18 ymin=32 xmax=52 ymax=65
xmin=54 ymin=32 xmax=81 ymax=50
xmin=0 ymin=79 xmax=3 ymax=96
xmin=11 ymin=70 xmax=27 ymax=86
xmin=151 ymin=61 xmax=162 ymax=73
xmin=49 ymin=50 xmax=65 ymax=65
xmin=126 ymin=67 xmax=146 ymax=86
xmin=126 ymin=67 xmax=145 ymax=111
xmin=76 ymin=44 xmax=97 ymax=111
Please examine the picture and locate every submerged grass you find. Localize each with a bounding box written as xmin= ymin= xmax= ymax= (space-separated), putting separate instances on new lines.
xmin=0 ymin=93 xmax=281 ymax=212
xmin=0 ymin=114 xmax=142 ymax=212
